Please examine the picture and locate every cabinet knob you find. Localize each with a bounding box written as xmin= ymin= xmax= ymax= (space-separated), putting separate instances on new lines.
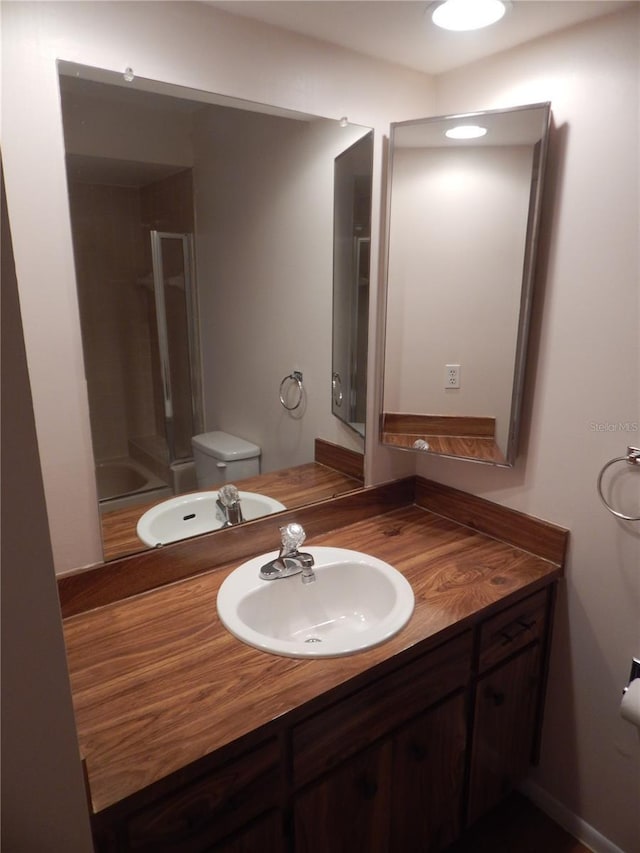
xmin=484 ymin=685 xmax=506 ymax=707
xmin=357 ymin=776 xmax=378 ymax=801
xmin=409 ymin=741 xmax=428 ymax=761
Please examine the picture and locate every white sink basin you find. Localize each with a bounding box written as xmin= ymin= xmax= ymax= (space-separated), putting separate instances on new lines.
xmin=136 ymin=491 xmax=286 ymax=547
xmin=216 ymin=547 xmax=414 ymax=658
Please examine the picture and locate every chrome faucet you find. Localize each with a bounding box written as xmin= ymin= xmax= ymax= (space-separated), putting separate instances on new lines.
xmin=260 ymin=523 xmax=316 ymax=584
xmin=216 ymin=484 xmax=245 ymax=527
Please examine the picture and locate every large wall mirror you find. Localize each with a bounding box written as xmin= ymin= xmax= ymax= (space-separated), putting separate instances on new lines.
xmin=382 ymin=102 xmax=551 ymax=466
xmin=58 ymin=62 xmax=372 ymax=562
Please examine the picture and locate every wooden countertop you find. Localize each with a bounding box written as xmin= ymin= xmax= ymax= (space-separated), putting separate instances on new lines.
xmin=63 ymin=497 xmax=566 ymax=815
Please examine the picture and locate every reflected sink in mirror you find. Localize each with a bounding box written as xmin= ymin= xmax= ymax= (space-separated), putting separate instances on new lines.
xmin=217 ymin=547 xmax=415 ymax=658
xmin=136 ymin=491 xmax=286 ymax=547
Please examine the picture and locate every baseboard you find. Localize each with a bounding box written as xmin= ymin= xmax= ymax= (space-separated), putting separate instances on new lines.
xmin=519 ymin=779 xmax=626 ymax=853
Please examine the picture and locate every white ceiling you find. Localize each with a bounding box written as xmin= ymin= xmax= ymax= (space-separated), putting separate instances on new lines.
xmin=207 ymin=0 xmax=634 ymax=75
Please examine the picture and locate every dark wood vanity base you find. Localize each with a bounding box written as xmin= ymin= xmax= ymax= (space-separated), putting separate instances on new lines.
xmin=61 ymin=478 xmax=568 ymax=852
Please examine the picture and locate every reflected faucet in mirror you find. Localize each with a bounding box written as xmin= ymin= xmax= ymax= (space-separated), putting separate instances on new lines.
xmin=216 ymin=484 xmax=245 ymax=527
xmin=381 ymin=102 xmax=551 ymax=466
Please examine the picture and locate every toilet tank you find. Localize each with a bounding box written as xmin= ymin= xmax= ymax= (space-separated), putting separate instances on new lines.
xmin=191 ymin=431 xmax=261 ymax=488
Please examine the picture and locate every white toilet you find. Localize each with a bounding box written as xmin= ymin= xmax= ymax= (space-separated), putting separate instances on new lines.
xmin=191 ymin=431 xmax=261 ymax=489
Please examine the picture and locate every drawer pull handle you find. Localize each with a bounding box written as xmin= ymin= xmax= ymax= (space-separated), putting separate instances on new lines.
xmin=500 ymin=618 xmax=537 ymax=644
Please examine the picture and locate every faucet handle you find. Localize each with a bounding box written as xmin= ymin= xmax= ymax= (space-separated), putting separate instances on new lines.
xmin=216 ymin=484 xmax=244 ymax=526
xmin=218 ymin=484 xmax=240 ymax=506
xmin=280 ymin=522 xmax=306 ymax=554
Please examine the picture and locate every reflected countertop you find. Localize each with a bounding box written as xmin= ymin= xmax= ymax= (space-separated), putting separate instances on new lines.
xmin=101 ymin=462 xmax=363 ymax=561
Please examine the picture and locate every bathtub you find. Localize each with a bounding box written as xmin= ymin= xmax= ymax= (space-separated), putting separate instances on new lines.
xmin=96 ymin=458 xmax=172 ymax=514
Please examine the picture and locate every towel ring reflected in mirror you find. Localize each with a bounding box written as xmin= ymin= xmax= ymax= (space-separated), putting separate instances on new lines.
xmin=279 ymin=371 xmax=304 ymax=411
xmin=332 ymin=372 xmax=343 ymax=408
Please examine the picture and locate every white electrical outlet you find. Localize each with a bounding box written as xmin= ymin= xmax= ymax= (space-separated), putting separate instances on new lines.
xmin=445 ymin=364 xmax=460 ymax=389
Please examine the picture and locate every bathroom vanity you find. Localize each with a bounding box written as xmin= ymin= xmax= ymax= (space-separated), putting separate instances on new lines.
xmin=60 ymin=477 xmax=568 ymax=852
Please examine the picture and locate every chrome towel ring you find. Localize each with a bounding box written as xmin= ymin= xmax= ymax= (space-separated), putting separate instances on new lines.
xmin=279 ymin=371 xmax=304 ymax=411
xmin=331 ymin=372 xmax=343 ymax=407
xmin=596 ymin=445 xmax=640 ymax=521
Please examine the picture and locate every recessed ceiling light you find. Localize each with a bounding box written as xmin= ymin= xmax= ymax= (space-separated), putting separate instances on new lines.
xmin=445 ymin=125 xmax=488 ymax=139
xmin=432 ymin=0 xmax=507 ymax=32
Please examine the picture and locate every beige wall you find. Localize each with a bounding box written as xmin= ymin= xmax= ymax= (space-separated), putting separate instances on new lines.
xmin=192 ymin=106 xmax=368 ymax=471
xmin=60 ymin=75 xmax=194 ymax=167
xmin=1 ymin=0 xmax=428 ymax=572
xmin=420 ymin=9 xmax=639 ymax=852
xmin=1 ymin=164 xmax=93 ymax=851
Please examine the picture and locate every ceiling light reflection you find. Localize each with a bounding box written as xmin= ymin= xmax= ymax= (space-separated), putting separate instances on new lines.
xmin=445 ymin=125 xmax=488 ymax=140
xmin=432 ymin=0 xmax=507 ymax=32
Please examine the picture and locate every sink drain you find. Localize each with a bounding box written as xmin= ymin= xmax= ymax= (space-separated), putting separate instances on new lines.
xmin=304 ymin=636 xmax=322 ymax=644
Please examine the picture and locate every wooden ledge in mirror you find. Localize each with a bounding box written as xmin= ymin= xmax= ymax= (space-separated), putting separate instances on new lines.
xmin=101 ymin=439 xmax=363 ymax=561
xmin=382 ymin=413 xmax=506 ymax=465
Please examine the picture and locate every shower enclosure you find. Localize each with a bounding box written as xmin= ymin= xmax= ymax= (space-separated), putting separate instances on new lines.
xmin=147 ymin=230 xmax=202 ymax=467
xmin=66 ymin=167 xmax=203 ymax=512
xmin=94 ymin=229 xmax=202 ymax=510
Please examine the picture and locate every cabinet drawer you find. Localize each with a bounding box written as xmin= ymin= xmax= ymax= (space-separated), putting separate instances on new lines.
xmin=478 ymin=590 xmax=548 ymax=673
xmin=292 ymin=631 xmax=472 ymax=788
xmin=125 ymin=738 xmax=280 ymax=852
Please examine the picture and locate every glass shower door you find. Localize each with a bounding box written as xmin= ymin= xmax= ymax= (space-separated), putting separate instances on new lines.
xmin=150 ymin=231 xmax=202 ymax=464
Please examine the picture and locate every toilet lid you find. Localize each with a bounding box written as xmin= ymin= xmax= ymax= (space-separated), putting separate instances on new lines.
xmin=191 ymin=430 xmax=261 ymax=461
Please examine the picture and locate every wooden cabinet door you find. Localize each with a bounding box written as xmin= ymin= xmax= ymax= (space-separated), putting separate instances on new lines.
xmin=122 ymin=739 xmax=280 ymax=852
xmin=294 ymin=741 xmax=392 ymax=853
xmin=468 ymin=644 xmax=541 ymax=824
xmin=390 ymin=692 xmax=467 ymax=853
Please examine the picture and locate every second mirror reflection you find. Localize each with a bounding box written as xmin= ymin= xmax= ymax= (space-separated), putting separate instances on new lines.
xmin=382 ymin=102 xmax=551 ymax=466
